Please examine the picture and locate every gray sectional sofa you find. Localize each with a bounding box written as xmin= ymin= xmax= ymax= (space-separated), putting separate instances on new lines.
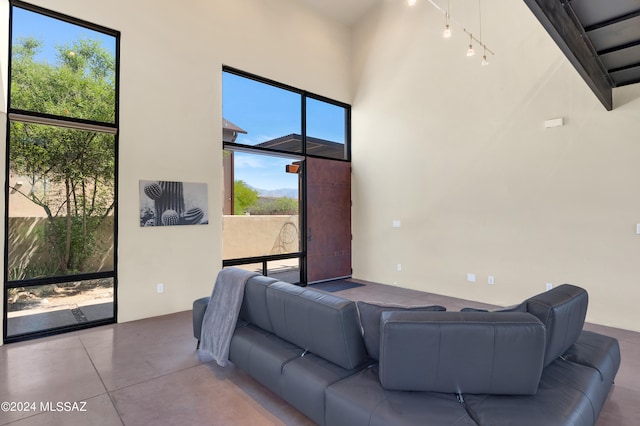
xmin=193 ymin=275 xmax=620 ymax=425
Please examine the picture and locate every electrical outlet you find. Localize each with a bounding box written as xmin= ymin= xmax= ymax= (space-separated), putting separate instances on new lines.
xmin=488 ymin=276 xmax=494 ymax=285
xmin=157 ymin=283 xmax=164 ymax=293
xmin=467 ymin=273 xmax=476 ymax=282
xmin=546 ymin=283 xmax=553 ymax=291
xmin=397 ymin=264 xmax=402 ymax=271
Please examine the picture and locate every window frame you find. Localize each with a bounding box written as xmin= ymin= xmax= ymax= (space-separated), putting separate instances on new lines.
xmin=221 ymin=66 xmax=351 ymax=283
xmin=222 ymin=66 xmax=351 ymax=162
xmin=4 ymin=0 xmax=120 ymax=342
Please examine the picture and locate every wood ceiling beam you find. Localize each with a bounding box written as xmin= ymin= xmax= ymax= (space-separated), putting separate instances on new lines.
xmin=584 ymin=9 xmax=640 ymax=33
xmin=523 ymin=0 xmax=613 ymax=111
xmin=598 ymin=39 xmax=640 ymax=57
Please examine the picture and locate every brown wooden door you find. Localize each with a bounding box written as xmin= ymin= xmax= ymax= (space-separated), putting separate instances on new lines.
xmin=306 ymin=157 xmax=351 ymax=283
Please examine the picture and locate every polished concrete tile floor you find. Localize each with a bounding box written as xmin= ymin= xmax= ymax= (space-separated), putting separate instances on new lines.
xmin=1 ymin=280 xmax=638 ymax=425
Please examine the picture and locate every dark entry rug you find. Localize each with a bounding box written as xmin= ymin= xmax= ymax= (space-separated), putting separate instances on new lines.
xmin=309 ymin=279 xmax=365 ymax=293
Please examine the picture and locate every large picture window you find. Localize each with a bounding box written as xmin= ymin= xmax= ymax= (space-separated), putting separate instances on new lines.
xmin=222 ymin=68 xmax=350 ymax=284
xmin=4 ymin=1 xmax=119 ymax=342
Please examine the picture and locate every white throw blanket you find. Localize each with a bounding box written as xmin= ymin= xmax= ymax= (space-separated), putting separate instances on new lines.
xmin=200 ymin=267 xmax=258 ymax=366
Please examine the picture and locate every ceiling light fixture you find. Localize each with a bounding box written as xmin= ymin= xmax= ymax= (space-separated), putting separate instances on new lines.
xmin=410 ymin=0 xmax=494 ymax=66
xmin=478 ymin=0 xmax=488 ymax=66
xmin=466 ymin=34 xmax=475 ymax=56
xmin=443 ymin=0 xmax=451 ymax=38
xmin=443 ymin=24 xmax=451 ymax=38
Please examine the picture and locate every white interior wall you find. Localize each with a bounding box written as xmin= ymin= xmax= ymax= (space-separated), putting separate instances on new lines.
xmin=0 ymin=0 xmax=351 ymax=337
xmin=351 ymin=0 xmax=640 ymax=331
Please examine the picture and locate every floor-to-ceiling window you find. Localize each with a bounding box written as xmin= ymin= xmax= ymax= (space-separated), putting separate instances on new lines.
xmin=4 ymin=1 xmax=119 ymax=342
xmin=222 ymin=67 xmax=350 ymax=284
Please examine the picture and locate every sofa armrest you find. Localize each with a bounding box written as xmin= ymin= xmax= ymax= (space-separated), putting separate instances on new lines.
xmin=192 ymin=296 xmax=211 ymax=343
xmin=379 ymin=311 xmax=546 ymax=395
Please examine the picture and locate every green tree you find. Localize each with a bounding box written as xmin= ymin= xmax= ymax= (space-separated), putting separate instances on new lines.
xmin=9 ymin=37 xmax=116 ymax=276
xmin=248 ymin=197 xmax=298 ymax=215
xmin=234 ymin=180 xmax=259 ymax=215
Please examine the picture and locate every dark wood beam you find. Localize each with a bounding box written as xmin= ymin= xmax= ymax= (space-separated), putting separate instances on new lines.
xmin=609 ymin=62 xmax=640 ymax=75
xmin=598 ymin=39 xmax=640 ymax=56
xmin=584 ymin=9 xmax=640 ymax=33
xmin=523 ymin=0 xmax=613 ymax=111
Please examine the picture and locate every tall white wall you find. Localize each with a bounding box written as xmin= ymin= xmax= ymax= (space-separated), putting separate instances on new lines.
xmin=351 ymin=1 xmax=640 ymax=331
xmin=0 ymin=0 xmax=351 ymax=337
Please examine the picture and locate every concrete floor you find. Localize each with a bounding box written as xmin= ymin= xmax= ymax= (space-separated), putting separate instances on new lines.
xmin=6 ymin=302 xmax=114 ymax=337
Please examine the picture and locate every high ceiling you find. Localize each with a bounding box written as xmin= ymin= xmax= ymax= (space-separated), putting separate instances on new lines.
xmin=299 ymin=0 xmax=640 ymax=110
xmin=296 ymin=0 xmax=381 ymax=26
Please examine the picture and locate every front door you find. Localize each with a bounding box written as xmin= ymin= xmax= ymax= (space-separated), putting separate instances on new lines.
xmin=305 ymin=157 xmax=351 ymax=283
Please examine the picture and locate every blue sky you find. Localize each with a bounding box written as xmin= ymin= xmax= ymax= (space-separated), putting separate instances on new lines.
xmin=223 ymin=72 xmax=347 ymax=191
xmin=12 ymin=6 xmax=116 ymax=64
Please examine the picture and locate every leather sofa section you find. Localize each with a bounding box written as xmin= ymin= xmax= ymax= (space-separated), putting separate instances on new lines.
xmin=563 ymin=330 xmax=621 ymax=395
xmin=325 ymin=365 xmax=476 ymax=426
xmin=464 ymin=358 xmax=606 ymax=426
xmin=281 ymin=353 xmax=364 ymax=426
xmin=228 ymin=325 xmax=270 ymax=372
xmin=265 ymin=281 xmax=368 ymax=370
xmin=378 ymin=311 xmax=546 ymax=395
xmin=199 ymin=276 xmax=618 ymax=426
xmin=238 ymin=275 xmax=278 ymax=333
xmin=229 ymin=325 xmax=304 ymax=396
xmin=523 ymin=284 xmax=588 ymax=366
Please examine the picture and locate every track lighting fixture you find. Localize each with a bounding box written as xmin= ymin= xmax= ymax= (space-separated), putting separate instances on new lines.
xmin=443 ymin=0 xmax=451 ymax=38
xmin=443 ymin=23 xmax=451 ymax=38
xmin=481 ymin=46 xmax=489 ymax=66
xmin=466 ymin=34 xmax=475 ymax=57
xmin=407 ymin=0 xmax=494 ymax=66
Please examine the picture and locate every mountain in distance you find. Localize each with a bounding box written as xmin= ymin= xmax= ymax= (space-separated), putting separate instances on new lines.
xmin=248 ymin=184 xmax=298 ymax=199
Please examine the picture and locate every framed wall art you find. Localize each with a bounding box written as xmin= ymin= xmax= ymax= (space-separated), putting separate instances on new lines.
xmin=140 ymin=180 xmax=208 ymax=227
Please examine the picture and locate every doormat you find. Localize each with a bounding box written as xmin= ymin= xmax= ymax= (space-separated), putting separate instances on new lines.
xmin=309 ymin=280 xmax=365 ymax=293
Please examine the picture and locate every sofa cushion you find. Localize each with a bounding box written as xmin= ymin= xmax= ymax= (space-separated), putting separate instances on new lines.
xmin=563 ymin=330 xmax=621 ymax=386
xmin=238 ymin=275 xmax=278 ymax=332
xmin=464 ymin=358 xmax=606 ymax=426
xmin=266 ymin=281 xmax=367 ymax=370
xmin=524 ymin=284 xmax=588 ymax=366
xmin=378 ymin=311 xmax=546 ymax=395
xmin=325 ymin=365 xmax=476 ymax=426
xmin=356 ymin=301 xmax=446 ymax=360
xmin=282 ymin=353 xmax=364 ymax=426
xmin=229 ymin=324 xmax=304 ymax=396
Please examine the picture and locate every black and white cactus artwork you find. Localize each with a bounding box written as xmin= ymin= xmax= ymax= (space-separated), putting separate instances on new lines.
xmin=139 ymin=180 xmax=208 ymax=227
